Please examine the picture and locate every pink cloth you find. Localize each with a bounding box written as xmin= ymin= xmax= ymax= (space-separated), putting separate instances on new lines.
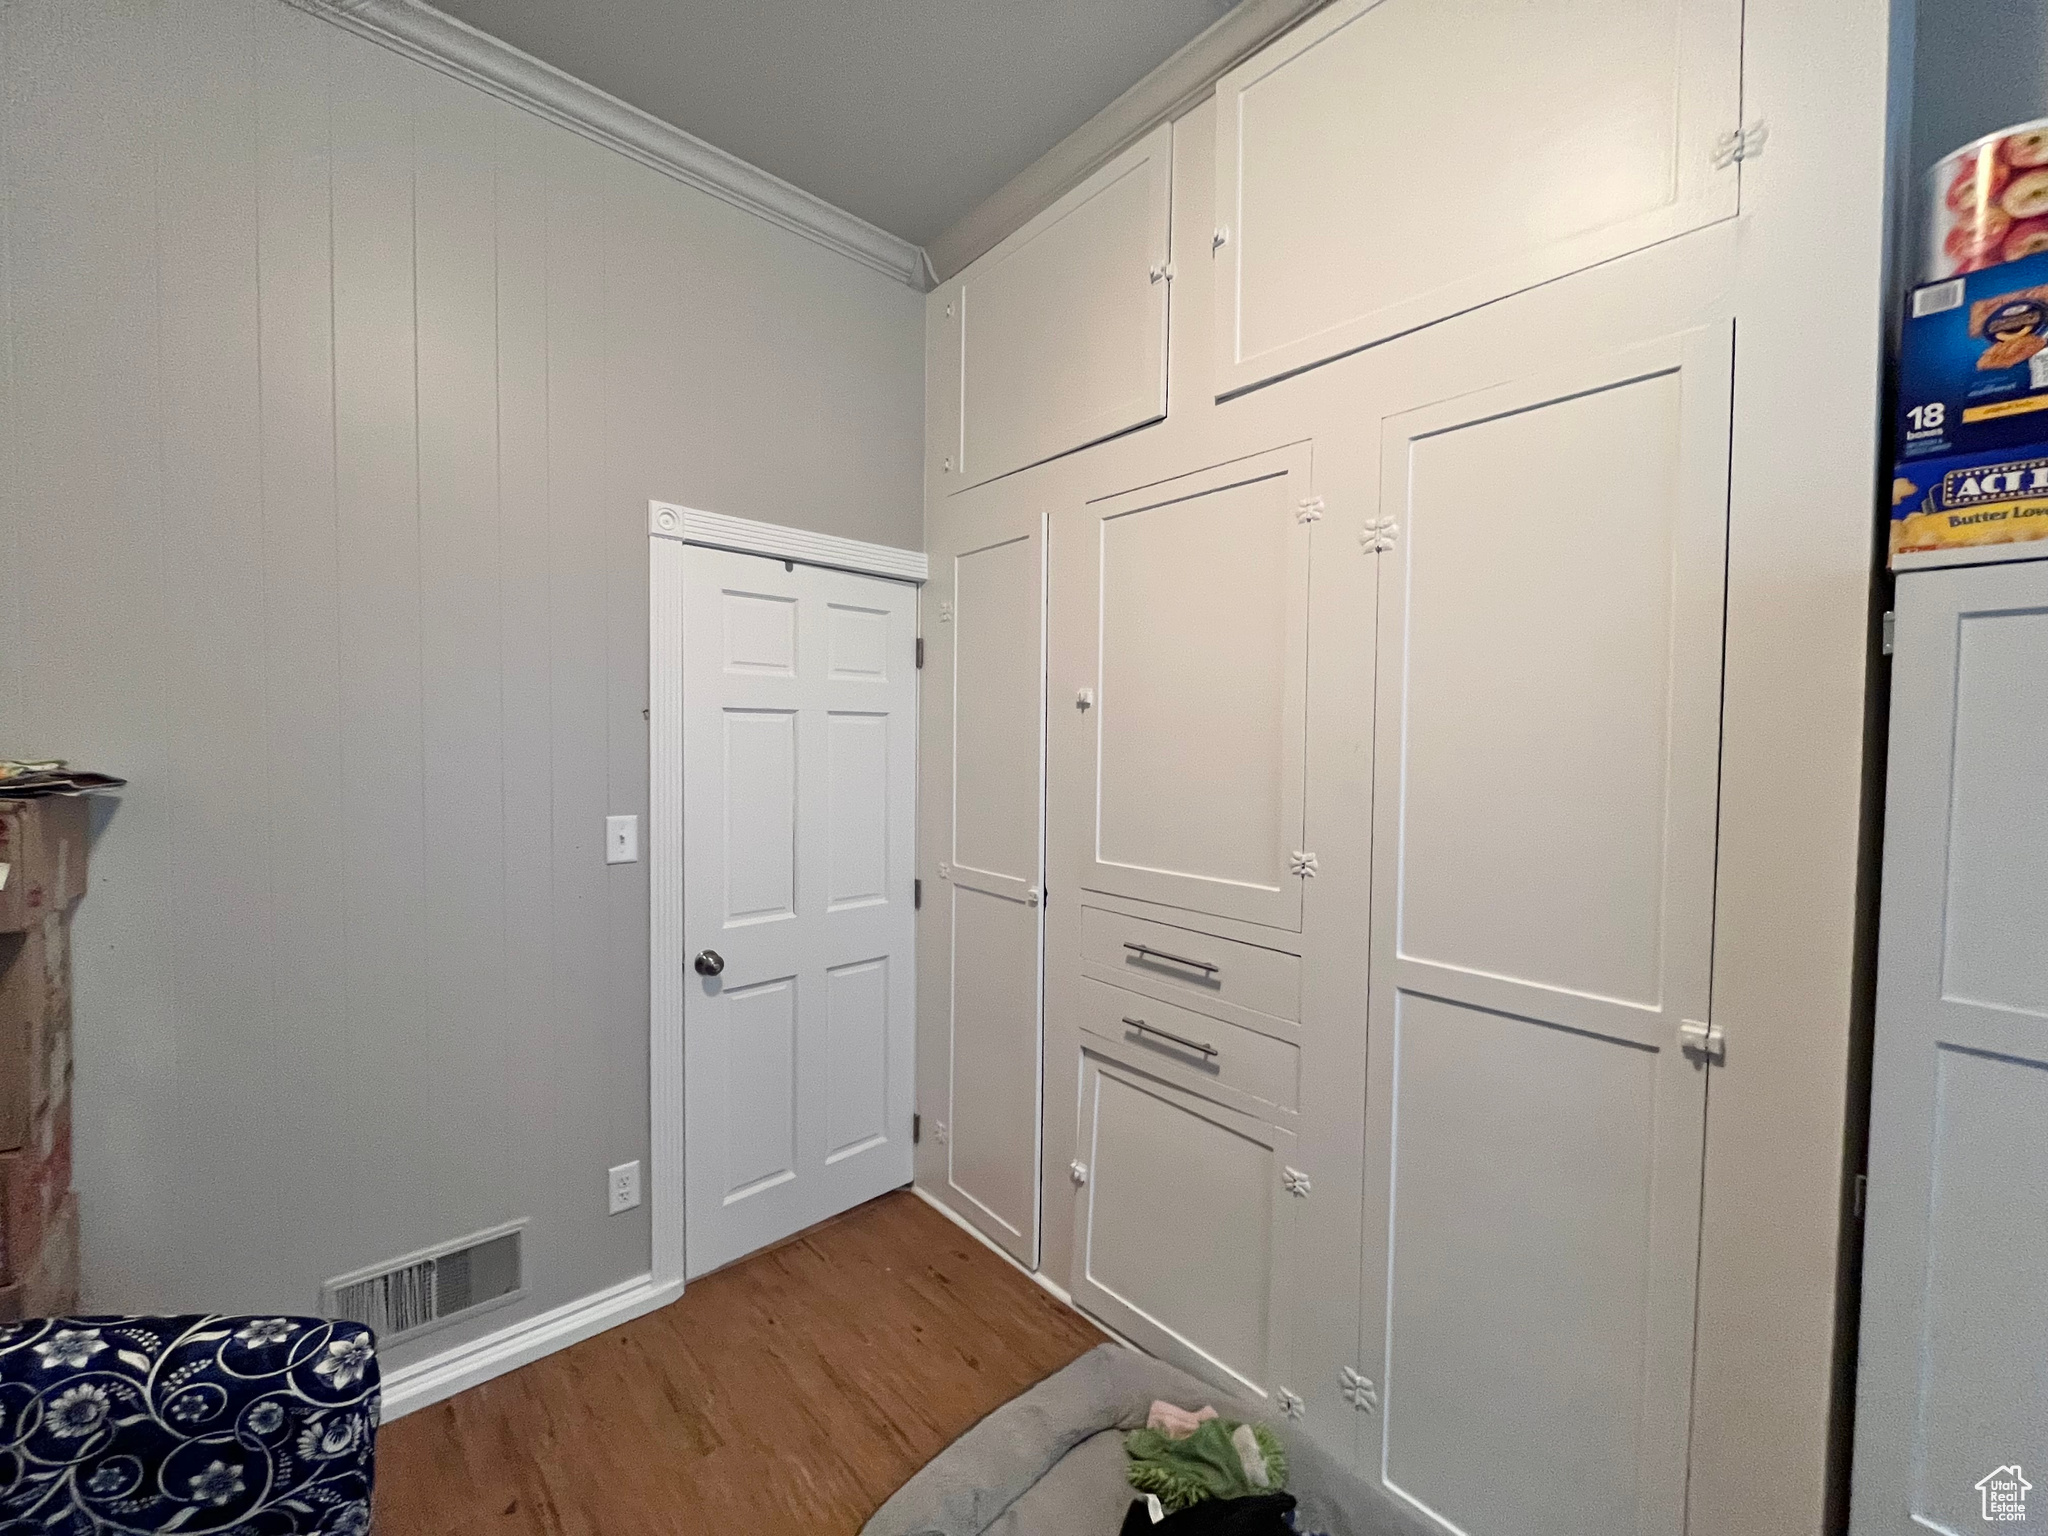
xmin=1145 ymin=1400 xmax=1219 ymax=1439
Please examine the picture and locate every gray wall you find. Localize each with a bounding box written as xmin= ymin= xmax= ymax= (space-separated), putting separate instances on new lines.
xmin=1913 ymin=0 xmax=2048 ymax=173
xmin=0 ymin=0 xmax=922 ymax=1367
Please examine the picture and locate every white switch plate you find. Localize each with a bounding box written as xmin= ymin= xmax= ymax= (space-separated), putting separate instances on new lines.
xmin=605 ymin=814 xmax=638 ymax=865
xmin=608 ymin=1159 xmax=641 ymax=1214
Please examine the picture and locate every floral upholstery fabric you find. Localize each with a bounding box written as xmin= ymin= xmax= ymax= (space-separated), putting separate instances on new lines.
xmin=0 ymin=1315 xmax=378 ymax=1534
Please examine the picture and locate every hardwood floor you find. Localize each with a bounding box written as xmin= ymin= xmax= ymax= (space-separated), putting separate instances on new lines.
xmin=375 ymin=1191 xmax=1107 ymax=1534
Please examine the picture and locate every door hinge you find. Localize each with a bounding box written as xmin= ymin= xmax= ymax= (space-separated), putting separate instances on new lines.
xmin=1212 ymin=225 xmax=1230 ymax=251
xmin=916 ymin=636 xmax=925 ymax=669
xmin=914 ymin=877 xmax=922 ymax=910
xmin=1297 ymin=496 xmax=1325 ymax=524
xmin=1289 ymin=851 xmax=1319 ymax=878
xmin=1341 ymin=1367 xmax=1379 ymax=1414
xmin=1275 ymin=1388 xmax=1305 ymax=1421
xmin=1282 ymin=1167 xmax=1312 ymax=1198
xmin=913 ymin=1112 xmax=921 ymax=1144
xmin=1149 ymin=261 xmax=1176 ymax=283
xmin=1882 ymin=610 xmax=1895 ymax=656
xmin=1360 ymin=517 xmax=1398 ymax=553
xmin=1853 ymin=1172 xmax=1868 ymax=1220
xmin=1679 ymin=1018 xmax=1726 ymax=1062
xmin=1069 ymin=1160 xmax=1088 ymax=1187
xmin=937 ymin=600 xmax=953 ymax=623
xmin=1711 ymin=120 xmax=1769 ymax=170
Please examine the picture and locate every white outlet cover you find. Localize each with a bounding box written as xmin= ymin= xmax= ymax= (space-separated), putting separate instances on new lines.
xmin=608 ymin=1159 xmax=641 ymax=1214
xmin=605 ymin=814 xmax=639 ymax=865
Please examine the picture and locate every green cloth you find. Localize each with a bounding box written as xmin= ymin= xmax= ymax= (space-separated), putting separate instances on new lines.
xmin=1123 ymin=1419 xmax=1289 ymax=1513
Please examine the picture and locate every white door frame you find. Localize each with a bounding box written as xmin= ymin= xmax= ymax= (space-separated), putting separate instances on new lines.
xmin=648 ymin=501 xmax=928 ymax=1289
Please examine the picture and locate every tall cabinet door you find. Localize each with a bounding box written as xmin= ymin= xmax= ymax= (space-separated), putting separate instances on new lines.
xmin=1851 ymin=560 xmax=2048 ymax=1535
xmin=1054 ymin=444 xmax=1314 ymax=934
xmin=916 ymin=497 xmax=1047 ymax=1265
xmin=1356 ymin=326 xmax=1734 ymax=1536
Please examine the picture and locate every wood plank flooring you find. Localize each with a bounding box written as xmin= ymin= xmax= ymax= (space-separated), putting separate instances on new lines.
xmin=375 ymin=1191 xmax=1107 ymax=1534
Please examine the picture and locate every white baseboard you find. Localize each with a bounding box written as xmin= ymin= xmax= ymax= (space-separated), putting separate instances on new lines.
xmin=909 ymin=1184 xmax=1139 ymax=1354
xmin=379 ymin=1271 xmax=686 ymax=1421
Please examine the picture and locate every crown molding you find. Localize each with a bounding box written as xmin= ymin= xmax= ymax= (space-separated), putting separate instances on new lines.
xmin=283 ymin=0 xmax=931 ymax=290
xmin=925 ymin=0 xmax=1335 ymax=284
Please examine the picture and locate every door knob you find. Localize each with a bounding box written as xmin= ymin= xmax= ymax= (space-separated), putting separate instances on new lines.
xmin=694 ymin=950 xmax=725 ymax=977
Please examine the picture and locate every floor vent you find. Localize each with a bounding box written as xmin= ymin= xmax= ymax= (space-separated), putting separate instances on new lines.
xmin=322 ymin=1221 xmax=525 ymax=1346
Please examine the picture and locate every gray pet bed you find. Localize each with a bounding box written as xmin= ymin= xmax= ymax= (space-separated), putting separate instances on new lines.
xmin=862 ymin=1345 xmax=1436 ymax=1536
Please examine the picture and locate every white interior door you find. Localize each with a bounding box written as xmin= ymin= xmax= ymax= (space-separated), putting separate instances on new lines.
xmin=1356 ymin=326 xmax=1733 ymax=1535
xmin=1852 ymin=559 xmax=2048 ymax=1534
xmin=920 ymin=505 xmax=1046 ymax=1265
xmin=681 ymin=545 xmax=918 ymax=1278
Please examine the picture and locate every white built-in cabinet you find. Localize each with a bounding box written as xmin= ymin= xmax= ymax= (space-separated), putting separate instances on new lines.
xmin=915 ymin=490 xmax=1048 ymax=1265
xmin=938 ymin=125 xmax=1173 ymax=492
xmin=1213 ymin=0 xmax=1743 ymax=394
xmin=1356 ymin=328 xmax=1734 ymax=1535
xmin=1063 ymin=446 xmax=1313 ymax=933
xmin=1852 ymin=559 xmax=2048 ymax=1535
xmin=919 ymin=0 xmax=1761 ymax=1528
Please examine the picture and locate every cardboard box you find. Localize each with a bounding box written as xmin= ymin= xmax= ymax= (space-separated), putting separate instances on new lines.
xmin=0 ymin=798 xmax=89 ymax=935
xmin=0 ymin=1097 xmax=72 ymax=1287
xmin=1892 ymin=249 xmax=2048 ymax=564
xmin=0 ymin=913 xmax=70 ymax=1154
xmin=0 ymin=1191 xmax=79 ymax=1323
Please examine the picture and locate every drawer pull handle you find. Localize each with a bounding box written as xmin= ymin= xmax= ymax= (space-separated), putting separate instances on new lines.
xmin=1123 ymin=942 xmax=1220 ymax=977
xmin=1122 ymin=1016 xmax=1219 ymax=1059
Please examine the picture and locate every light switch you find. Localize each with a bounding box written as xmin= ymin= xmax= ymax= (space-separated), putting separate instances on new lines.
xmin=606 ymin=814 xmax=639 ymax=865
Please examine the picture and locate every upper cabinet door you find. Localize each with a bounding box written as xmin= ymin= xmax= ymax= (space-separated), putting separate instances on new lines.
xmin=1057 ymin=444 xmax=1313 ymax=933
xmin=944 ymin=124 xmax=1173 ymax=492
xmin=1213 ymin=0 xmax=1743 ymax=395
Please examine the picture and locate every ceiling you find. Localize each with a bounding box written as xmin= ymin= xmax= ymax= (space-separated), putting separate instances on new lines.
xmin=436 ymin=0 xmax=1237 ymax=249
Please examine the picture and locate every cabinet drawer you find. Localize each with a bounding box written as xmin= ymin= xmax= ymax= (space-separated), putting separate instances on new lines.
xmin=1078 ymin=978 xmax=1299 ymax=1116
xmin=1080 ymin=905 xmax=1300 ymax=1032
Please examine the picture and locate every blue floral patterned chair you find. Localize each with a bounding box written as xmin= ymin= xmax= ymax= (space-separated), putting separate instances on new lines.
xmin=0 ymin=1315 xmax=378 ymax=1533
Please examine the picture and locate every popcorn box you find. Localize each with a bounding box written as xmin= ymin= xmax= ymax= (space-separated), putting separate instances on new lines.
xmin=1892 ymin=248 xmax=2048 ymax=566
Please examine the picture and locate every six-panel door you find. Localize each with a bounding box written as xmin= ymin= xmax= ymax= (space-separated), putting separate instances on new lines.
xmin=681 ymin=546 xmax=919 ymax=1279
xmin=1355 ymin=327 xmax=1734 ymax=1535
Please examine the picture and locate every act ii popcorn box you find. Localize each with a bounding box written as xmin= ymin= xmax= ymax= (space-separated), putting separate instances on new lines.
xmin=1892 ymin=248 xmax=2048 ymax=565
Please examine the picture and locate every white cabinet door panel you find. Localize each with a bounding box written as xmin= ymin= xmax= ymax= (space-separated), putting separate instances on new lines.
xmin=1214 ymin=0 xmax=1742 ymax=394
xmin=1059 ymin=444 xmax=1313 ymax=932
xmin=949 ymin=124 xmax=1172 ymax=491
xmin=1358 ymin=326 xmax=1733 ymax=1535
xmin=921 ymin=509 xmax=1047 ymax=1266
xmin=1852 ymin=561 xmax=2048 ymax=1536
xmin=1071 ymin=1049 xmax=1299 ymax=1408
xmin=682 ymin=548 xmax=918 ymax=1278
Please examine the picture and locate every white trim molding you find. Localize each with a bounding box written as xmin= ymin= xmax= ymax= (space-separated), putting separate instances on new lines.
xmin=648 ymin=532 xmax=688 ymax=1292
xmin=282 ymin=0 xmax=929 ymax=289
xmin=649 ymin=502 xmax=929 ymax=585
xmin=379 ymin=1272 xmax=684 ymax=1420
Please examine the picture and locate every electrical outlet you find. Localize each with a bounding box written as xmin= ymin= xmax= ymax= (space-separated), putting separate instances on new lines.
xmin=608 ymin=1160 xmax=641 ymax=1214
xmin=605 ymin=814 xmax=638 ymax=865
